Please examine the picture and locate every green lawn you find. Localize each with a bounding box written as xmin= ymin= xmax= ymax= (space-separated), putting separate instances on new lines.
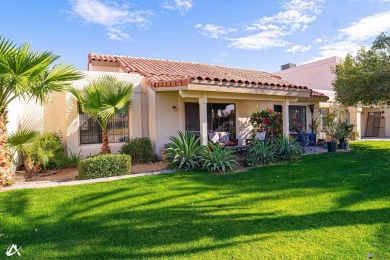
xmin=1 ymin=141 xmax=389 ymax=259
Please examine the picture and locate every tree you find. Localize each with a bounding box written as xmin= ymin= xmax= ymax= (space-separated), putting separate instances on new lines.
xmin=0 ymin=36 xmax=82 ymax=186
xmin=70 ymin=75 xmax=133 ymax=154
xmin=333 ymin=33 xmax=390 ymax=106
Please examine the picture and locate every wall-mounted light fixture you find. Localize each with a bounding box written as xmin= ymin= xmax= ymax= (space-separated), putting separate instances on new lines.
xmin=172 ymin=106 xmax=177 ymax=111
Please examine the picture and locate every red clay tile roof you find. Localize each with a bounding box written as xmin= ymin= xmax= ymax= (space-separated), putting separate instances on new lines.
xmin=310 ymin=90 xmax=327 ymax=98
xmin=88 ymin=53 xmax=327 ymax=98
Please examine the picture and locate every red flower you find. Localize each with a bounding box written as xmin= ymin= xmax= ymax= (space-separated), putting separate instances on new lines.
xmin=297 ymin=123 xmax=301 ymax=127
xmin=268 ymin=108 xmax=274 ymax=113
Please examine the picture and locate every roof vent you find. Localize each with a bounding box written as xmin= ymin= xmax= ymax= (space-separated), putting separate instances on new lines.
xmin=281 ymin=63 xmax=296 ymax=70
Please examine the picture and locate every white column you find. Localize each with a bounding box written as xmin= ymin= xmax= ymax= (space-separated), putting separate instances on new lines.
xmin=199 ymin=94 xmax=208 ymax=145
xmin=356 ymin=107 xmax=362 ymax=140
xmin=283 ymin=99 xmax=290 ymax=138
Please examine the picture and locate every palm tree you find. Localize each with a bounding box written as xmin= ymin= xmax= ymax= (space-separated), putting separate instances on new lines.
xmin=0 ymin=36 xmax=82 ymax=186
xmin=70 ymin=75 xmax=133 ymax=154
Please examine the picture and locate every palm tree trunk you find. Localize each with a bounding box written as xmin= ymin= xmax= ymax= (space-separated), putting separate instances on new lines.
xmin=0 ymin=115 xmax=13 ymax=186
xmin=101 ymin=130 xmax=111 ymax=154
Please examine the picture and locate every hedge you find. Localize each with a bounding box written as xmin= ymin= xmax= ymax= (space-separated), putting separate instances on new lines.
xmin=78 ymin=154 xmax=131 ymax=180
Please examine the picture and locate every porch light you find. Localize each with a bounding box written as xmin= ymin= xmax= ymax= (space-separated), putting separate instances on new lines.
xmin=172 ymin=106 xmax=177 ymax=111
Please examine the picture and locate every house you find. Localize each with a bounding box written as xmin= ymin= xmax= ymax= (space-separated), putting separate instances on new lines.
xmin=8 ymin=54 xmax=328 ymax=158
xmin=274 ymin=56 xmax=390 ymax=138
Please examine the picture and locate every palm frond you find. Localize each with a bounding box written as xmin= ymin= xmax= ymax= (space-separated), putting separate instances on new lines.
xmin=8 ymin=129 xmax=39 ymax=156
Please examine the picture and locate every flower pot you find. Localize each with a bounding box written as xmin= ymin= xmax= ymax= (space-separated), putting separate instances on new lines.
xmin=317 ymin=139 xmax=324 ymax=147
xmin=327 ymin=141 xmax=337 ymax=152
xmin=338 ymin=138 xmax=347 ymax=149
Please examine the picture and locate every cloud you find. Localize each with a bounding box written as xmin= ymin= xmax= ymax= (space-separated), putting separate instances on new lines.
xmin=69 ymin=0 xmax=154 ymax=41
xmin=195 ymin=24 xmax=237 ymax=39
xmin=163 ymin=0 xmax=193 ymax=15
xmin=284 ymin=44 xmax=312 ymax=53
xmin=228 ymin=0 xmax=325 ymax=50
xmin=311 ymin=10 xmax=390 ymax=61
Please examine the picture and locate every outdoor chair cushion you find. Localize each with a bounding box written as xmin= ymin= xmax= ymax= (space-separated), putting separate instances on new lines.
xmin=208 ymin=132 xmax=220 ymax=144
xmin=255 ymin=131 xmax=267 ymax=141
xmin=218 ymin=132 xmax=230 ymax=143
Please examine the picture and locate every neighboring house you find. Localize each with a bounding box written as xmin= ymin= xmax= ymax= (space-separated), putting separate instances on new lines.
xmin=8 ymin=54 xmax=328 ymax=158
xmin=274 ymin=57 xmax=390 ymax=138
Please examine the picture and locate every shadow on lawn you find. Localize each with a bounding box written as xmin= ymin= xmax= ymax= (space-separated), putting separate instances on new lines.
xmin=1 ymin=142 xmax=389 ymax=258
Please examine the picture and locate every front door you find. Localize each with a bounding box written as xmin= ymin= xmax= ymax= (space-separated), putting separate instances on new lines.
xmin=365 ymin=112 xmax=381 ymax=137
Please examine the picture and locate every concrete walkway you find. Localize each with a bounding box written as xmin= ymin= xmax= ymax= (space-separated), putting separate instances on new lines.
xmin=0 ymin=169 xmax=175 ymax=192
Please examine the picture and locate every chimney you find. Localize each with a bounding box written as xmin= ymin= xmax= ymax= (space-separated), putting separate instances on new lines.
xmin=281 ymin=63 xmax=296 ymax=70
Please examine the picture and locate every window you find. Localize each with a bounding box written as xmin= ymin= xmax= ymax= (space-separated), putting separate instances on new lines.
xmin=274 ymin=105 xmax=283 ymax=113
xmin=289 ymin=106 xmax=306 ymax=132
xmin=79 ymin=107 xmax=129 ymax=144
xmin=184 ymin=102 xmax=236 ymax=139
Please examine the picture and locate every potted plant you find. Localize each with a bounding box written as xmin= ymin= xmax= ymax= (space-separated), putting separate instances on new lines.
xmin=322 ymin=111 xmax=338 ymax=152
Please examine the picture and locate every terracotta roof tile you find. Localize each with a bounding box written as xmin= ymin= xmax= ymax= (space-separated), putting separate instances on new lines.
xmin=310 ymin=90 xmax=327 ymax=98
xmin=89 ymin=53 xmax=310 ymax=90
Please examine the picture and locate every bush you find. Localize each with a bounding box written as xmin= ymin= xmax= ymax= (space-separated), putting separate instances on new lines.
xmin=166 ymin=131 xmax=202 ymax=171
xmin=26 ymin=132 xmax=67 ymax=170
xmin=120 ymin=137 xmax=156 ymax=164
xmin=275 ymin=136 xmax=302 ymax=161
xmin=78 ymin=154 xmax=131 ymax=180
xmin=201 ymin=143 xmax=238 ymax=173
xmin=245 ymin=140 xmax=278 ymax=166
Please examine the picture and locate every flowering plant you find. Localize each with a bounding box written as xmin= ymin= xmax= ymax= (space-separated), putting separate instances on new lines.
xmin=289 ymin=113 xmax=303 ymax=132
xmin=250 ymin=107 xmax=283 ymax=138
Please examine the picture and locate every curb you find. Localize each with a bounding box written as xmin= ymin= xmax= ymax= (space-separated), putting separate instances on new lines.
xmin=0 ymin=170 xmax=175 ymax=192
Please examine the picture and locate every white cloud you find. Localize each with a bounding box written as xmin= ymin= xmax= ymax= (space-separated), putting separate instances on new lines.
xmin=195 ymin=24 xmax=236 ymax=39
xmin=228 ymin=30 xmax=288 ymax=50
xmin=228 ymin=0 xmax=325 ymax=50
xmin=284 ymin=44 xmax=312 ymax=53
xmin=69 ymin=0 xmax=154 ymax=41
xmin=311 ymin=10 xmax=390 ymax=61
xmin=163 ymin=0 xmax=193 ymax=15
xmin=315 ymin=38 xmax=323 ymax=43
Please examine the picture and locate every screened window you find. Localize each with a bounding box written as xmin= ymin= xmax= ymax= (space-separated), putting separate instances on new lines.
xmin=289 ymin=106 xmax=306 ymax=132
xmin=79 ymin=108 xmax=129 ymax=144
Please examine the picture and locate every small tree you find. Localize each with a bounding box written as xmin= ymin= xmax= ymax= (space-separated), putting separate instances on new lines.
xmin=0 ymin=36 xmax=82 ymax=186
xmin=333 ymin=33 xmax=390 ymax=106
xmin=70 ymin=75 xmax=133 ymax=154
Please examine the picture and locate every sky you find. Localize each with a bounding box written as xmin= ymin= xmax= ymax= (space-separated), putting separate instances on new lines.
xmin=1 ymin=0 xmax=390 ymax=73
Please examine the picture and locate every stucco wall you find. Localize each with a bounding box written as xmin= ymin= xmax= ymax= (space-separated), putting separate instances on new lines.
xmin=154 ymin=91 xmax=181 ymax=155
xmin=274 ymin=57 xmax=341 ymax=91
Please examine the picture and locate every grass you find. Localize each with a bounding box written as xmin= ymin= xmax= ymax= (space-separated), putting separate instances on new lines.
xmin=1 ymin=141 xmax=389 ymax=259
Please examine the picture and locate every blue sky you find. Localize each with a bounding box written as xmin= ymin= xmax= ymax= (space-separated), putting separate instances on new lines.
xmin=1 ymin=0 xmax=390 ymax=72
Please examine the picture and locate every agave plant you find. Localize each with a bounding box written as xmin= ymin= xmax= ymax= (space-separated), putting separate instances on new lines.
xmin=245 ymin=139 xmax=278 ymax=166
xmin=201 ymin=142 xmax=238 ymax=173
xmin=165 ymin=131 xmax=202 ymax=171
xmin=275 ymin=136 xmax=302 ymax=161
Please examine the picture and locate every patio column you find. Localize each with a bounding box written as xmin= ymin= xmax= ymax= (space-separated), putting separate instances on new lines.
xmin=283 ymin=99 xmax=290 ymax=138
xmin=356 ymin=107 xmax=362 ymax=140
xmin=199 ymin=94 xmax=208 ymax=145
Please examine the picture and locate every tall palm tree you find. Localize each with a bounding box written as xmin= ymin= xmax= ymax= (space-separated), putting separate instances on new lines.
xmin=70 ymin=75 xmax=133 ymax=154
xmin=0 ymin=36 xmax=82 ymax=186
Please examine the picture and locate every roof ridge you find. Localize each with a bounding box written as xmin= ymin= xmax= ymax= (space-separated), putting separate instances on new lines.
xmin=89 ymin=52 xmax=276 ymax=76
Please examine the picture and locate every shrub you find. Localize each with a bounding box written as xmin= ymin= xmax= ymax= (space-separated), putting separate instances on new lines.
xmin=201 ymin=143 xmax=238 ymax=173
xmin=245 ymin=140 xmax=278 ymax=166
xmin=250 ymin=107 xmax=283 ymax=139
xmin=26 ymin=132 xmax=67 ymax=170
xmin=120 ymin=137 xmax=155 ymax=164
xmin=166 ymin=131 xmax=202 ymax=171
xmin=78 ymin=154 xmax=131 ymax=180
xmin=275 ymin=136 xmax=302 ymax=161
xmin=66 ymin=149 xmax=82 ymax=167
